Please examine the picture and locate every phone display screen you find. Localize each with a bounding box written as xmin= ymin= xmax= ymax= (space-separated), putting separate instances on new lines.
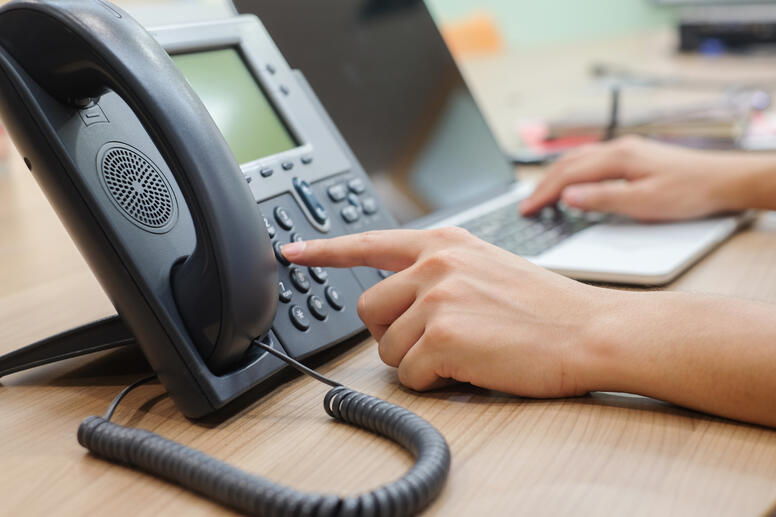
xmin=172 ymin=48 xmax=298 ymax=164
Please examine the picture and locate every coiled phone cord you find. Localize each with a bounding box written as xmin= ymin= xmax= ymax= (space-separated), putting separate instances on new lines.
xmin=77 ymin=339 xmax=451 ymax=516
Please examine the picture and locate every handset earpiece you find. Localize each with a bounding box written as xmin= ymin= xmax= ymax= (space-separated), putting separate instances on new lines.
xmin=0 ymin=0 xmax=277 ymax=372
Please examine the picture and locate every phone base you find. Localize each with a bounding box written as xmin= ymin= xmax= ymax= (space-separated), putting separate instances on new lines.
xmin=0 ymin=315 xmax=135 ymax=377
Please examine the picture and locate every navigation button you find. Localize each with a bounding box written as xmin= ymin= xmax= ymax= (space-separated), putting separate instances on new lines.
xmin=293 ymin=177 xmax=328 ymax=225
xmin=281 ymin=161 xmax=294 ymax=171
xmin=347 ymin=193 xmax=362 ymax=210
xmin=260 ymin=167 xmax=274 ymax=178
xmin=301 ymin=155 xmax=313 ymax=165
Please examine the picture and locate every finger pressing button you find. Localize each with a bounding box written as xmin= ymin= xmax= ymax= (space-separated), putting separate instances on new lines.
xmin=273 ymin=241 xmax=290 ymax=266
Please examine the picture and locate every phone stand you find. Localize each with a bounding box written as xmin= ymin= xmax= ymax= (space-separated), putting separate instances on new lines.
xmin=0 ymin=316 xmax=135 ymax=377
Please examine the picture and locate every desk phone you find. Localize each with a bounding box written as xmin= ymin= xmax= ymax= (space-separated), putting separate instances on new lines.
xmin=0 ymin=1 xmax=448 ymax=515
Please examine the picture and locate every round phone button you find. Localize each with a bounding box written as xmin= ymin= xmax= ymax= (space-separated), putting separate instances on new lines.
xmin=325 ymin=286 xmax=344 ymax=311
xmin=290 ymin=267 xmax=311 ymax=293
xmin=289 ymin=305 xmax=310 ymax=331
xmin=308 ymin=295 xmax=328 ymax=321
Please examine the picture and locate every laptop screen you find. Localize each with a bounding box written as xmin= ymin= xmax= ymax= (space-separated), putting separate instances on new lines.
xmin=233 ymin=0 xmax=517 ymax=225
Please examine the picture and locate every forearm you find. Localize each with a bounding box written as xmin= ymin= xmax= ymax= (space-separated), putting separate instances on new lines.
xmin=711 ymin=152 xmax=776 ymax=212
xmin=586 ymin=290 xmax=776 ymax=427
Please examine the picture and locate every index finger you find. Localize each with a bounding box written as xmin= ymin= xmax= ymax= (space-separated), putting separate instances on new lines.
xmin=281 ymin=229 xmax=429 ymax=270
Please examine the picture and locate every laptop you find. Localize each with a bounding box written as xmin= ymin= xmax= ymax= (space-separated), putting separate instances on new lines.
xmin=233 ymin=0 xmax=751 ymax=285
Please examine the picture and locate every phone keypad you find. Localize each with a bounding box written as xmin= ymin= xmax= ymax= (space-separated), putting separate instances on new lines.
xmin=259 ymin=192 xmax=364 ymax=359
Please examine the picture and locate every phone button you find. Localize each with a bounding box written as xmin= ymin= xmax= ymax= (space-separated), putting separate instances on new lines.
xmin=362 ymin=197 xmax=379 ymax=215
xmin=274 ymin=206 xmax=294 ymax=230
xmin=289 ymin=305 xmax=310 ymax=331
xmin=309 ymin=266 xmax=328 ymax=284
xmin=325 ymin=286 xmax=344 ymax=311
xmin=341 ymin=205 xmax=360 ymax=224
xmin=278 ymin=282 xmax=293 ymax=303
xmin=347 ymin=193 xmax=362 ymax=210
xmin=307 ymin=295 xmax=328 ymax=321
xmin=347 ymin=178 xmax=366 ymax=194
xmin=273 ymin=241 xmax=290 ymax=266
xmin=290 ymin=267 xmax=311 ymax=293
xmin=327 ymin=183 xmax=348 ymax=202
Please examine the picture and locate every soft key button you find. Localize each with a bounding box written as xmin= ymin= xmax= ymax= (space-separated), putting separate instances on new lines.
xmin=293 ymin=177 xmax=328 ymax=225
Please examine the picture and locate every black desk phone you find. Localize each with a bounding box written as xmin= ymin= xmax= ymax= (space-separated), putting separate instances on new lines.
xmin=0 ymin=1 xmax=449 ymax=515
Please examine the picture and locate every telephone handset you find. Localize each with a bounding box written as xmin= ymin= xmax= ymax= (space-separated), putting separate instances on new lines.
xmin=0 ymin=0 xmax=449 ymax=514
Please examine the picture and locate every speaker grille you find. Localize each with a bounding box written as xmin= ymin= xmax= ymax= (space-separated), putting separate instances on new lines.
xmin=98 ymin=144 xmax=177 ymax=232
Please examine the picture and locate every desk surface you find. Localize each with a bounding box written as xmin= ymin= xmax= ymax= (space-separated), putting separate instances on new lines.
xmin=3 ymin=149 xmax=776 ymax=516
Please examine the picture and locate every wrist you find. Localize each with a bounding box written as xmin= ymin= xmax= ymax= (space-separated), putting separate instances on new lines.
xmin=708 ymin=154 xmax=776 ymax=212
xmin=576 ymin=289 xmax=672 ymax=394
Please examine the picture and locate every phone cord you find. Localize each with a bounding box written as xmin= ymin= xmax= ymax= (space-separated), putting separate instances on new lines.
xmin=77 ymin=340 xmax=451 ymax=517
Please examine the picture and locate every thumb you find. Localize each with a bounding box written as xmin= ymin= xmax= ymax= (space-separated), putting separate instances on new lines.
xmin=561 ymin=181 xmax=644 ymax=215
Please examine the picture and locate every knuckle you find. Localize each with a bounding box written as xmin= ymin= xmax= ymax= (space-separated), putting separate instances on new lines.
xmin=613 ymin=135 xmax=641 ymax=157
xmin=417 ymin=249 xmax=464 ymax=278
xmin=424 ymin=317 xmax=455 ymax=344
xmin=377 ymin=340 xmax=398 ymax=366
xmin=421 ymin=284 xmax=455 ymax=307
xmin=433 ymin=226 xmax=471 ymax=242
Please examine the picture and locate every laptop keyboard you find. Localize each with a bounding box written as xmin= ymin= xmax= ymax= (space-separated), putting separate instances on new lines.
xmin=460 ymin=204 xmax=604 ymax=257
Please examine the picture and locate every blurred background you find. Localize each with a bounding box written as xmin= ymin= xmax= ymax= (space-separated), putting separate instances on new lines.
xmin=3 ymin=0 xmax=776 ymax=170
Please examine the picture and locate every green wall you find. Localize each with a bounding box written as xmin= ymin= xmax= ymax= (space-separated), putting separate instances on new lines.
xmin=424 ymin=0 xmax=676 ymax=48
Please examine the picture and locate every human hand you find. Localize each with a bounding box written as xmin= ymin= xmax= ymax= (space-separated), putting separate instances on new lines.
xmin=282 ymin=228 xmax=620 ymax=397
xmin=520 ymin=136 xmax=748 ymax=222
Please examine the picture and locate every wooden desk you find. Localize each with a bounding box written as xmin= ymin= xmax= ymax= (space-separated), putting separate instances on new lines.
xmin=3 ymin=142 xmax=776 ymax=516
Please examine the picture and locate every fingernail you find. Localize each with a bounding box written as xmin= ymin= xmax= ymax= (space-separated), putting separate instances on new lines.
xmin=563 ymin=186 xmax=586 ymax=206
xmin=281 ymin=241 xmax=306 ymax=259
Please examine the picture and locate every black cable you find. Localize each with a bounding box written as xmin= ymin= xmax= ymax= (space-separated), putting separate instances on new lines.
xmin=78 ymin=341 xmax=451 ymax=517
xmin=253 ymin=339 xmax=341 ymax=388
xmin=103 ymin=374 xmax=157 ymax=421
